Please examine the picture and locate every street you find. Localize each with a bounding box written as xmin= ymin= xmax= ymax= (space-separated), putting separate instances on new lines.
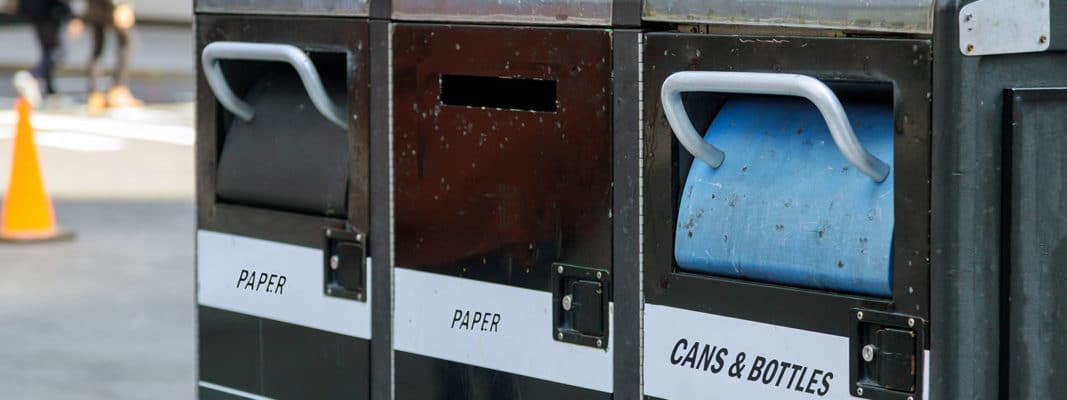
xmin=0 ymin=22 xmax=195 ymax=399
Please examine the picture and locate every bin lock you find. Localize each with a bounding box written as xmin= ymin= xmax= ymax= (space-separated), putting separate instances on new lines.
xmin=552 ymin=263 xmax=610 ymax=349
xmin=850 ymin=309 xmax=925 ymax=399
xmin=324 ymin=228 xmax=367 ymax=302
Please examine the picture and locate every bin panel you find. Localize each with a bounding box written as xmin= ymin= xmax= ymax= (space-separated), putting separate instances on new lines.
xmin=1005 ymin=88 xmax=1067 ymax=399
xmin=196 ymin=0 xmax=368 ymax=17
xmin=393 ymin=24 xmax=612 ymax=283
xmin=641 ymin=0 xmax=933 ymax=34
xmin=674 ymin=95 xmax=894 ymax=297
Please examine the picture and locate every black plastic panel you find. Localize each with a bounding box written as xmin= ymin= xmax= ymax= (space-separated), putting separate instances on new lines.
xmin=1003 ymin=87 xmax=1067 ymax=399
xmin=198 ymin=306 xmax=370 ymax=400
xmin=395 ymin=351 xmax=611 ymax=400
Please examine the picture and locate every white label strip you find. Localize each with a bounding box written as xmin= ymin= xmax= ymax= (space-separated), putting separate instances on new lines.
xmin=199 ymin=381 xmax=274 ymax=400
xmin=197 ymin=230 xmax=371 ymax=340
xmin=394 ymin=268 xmax=613 ymax=393
xmin=645 ymin=304 xmax=928 ymax=400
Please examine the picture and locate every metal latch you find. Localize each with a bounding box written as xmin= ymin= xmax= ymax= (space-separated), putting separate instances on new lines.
xmin=850 ymin=309 xmax=925 ymax=400
xmin=324 ymin=228 xmax=366 ymax=302
xmin=552 ymin=263 xmax=610 ymax=349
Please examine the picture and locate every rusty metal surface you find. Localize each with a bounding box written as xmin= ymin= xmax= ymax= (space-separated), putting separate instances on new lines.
xmin=392 ymin=24 xmax=613 ymax=287
xmin=392 ymin=0 xmax=612 ymax=26
xmin=195 ymin=0 xmax=368 ymax=17
xmin=642 ymin=0 xmax=934 ymax=34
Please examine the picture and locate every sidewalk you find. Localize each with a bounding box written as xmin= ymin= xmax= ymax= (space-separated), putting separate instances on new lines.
xmin=0 ymin=22 xmax=192 ymax=77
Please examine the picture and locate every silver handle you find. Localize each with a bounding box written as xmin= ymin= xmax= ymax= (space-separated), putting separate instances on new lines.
xmin=661 ymin=71 xmax=890 ymax=182
xmin=201 ymin=41 xmax=347 ymax=129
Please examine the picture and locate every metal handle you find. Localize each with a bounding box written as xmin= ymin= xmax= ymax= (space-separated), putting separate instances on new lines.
xmin=661 ymin=71 xmax=890 ymax=182
xmin=201 ymin=41 xmax=347 ymax=129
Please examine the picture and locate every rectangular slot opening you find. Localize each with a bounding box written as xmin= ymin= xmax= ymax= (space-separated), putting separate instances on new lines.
xmin=440 ymin=74 xmax=557 ymax=112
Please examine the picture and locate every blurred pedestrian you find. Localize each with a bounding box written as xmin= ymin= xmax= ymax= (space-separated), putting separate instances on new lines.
xmin=12 ymin=0 xmax=72 ymax=106
xmin=72 ymin=0 xmax=142 ymax=112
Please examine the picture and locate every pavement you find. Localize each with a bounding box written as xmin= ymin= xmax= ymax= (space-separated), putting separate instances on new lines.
xmin=0 ymin=22 xmax=196 ymax=399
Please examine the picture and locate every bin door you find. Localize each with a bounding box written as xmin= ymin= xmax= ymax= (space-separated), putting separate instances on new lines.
xmin=391 ymin=24 xmax=614 ymax=398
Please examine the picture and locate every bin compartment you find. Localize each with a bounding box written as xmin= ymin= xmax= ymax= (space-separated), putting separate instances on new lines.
xmin=674 ymin=95 xmax=894 ymax=297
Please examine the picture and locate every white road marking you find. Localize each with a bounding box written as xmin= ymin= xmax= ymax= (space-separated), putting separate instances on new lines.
xmin=0 ymin=130 xmax=126 ymax=152
xmin=0 ymin=108 xmax=194 ymax=146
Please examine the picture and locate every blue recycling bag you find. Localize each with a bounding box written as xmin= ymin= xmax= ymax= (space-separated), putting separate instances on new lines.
xmin=674 ymin=95 xmax=894 ymax=297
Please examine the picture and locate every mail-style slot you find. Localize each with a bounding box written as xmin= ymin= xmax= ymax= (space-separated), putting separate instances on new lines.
xmin=207 ymin=46 xmax=350 ymax=217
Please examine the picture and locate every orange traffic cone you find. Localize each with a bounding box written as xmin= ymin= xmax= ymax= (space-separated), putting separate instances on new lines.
xmin=1 ymin=98 xmax=69 ymax=241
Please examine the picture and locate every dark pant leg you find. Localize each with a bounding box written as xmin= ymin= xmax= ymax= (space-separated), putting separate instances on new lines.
xmin=111 ymin=27 xmax=131 ymax=88
xmin=31 ymin=20 xmax=63 ymax=95
xmin=87 ymin=23 xmax=106 ymax=93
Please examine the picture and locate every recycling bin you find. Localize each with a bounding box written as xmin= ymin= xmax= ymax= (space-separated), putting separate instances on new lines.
xmin=390 ymin=23 xmax=641 ymax=398
xmin=194 ymin=15 xmax=373 ymax=400
xmin=641 ymin=1 xmax=1067 ymax=399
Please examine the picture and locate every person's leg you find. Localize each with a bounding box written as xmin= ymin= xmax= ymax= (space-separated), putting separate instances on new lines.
xmin=31 ymin=19 xmax=63 ymax=95
xmin=87 ymin=23 xmax=106 ymax=94
xmin=87 ymin=23 xmax=108 ymax=112
xmin=106 ymin=26 xmax=142 ymax=107
xmin=112 ymin=27 xmax=131 ymax=88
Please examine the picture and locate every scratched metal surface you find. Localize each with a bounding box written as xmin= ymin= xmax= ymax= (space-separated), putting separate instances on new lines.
xmin=195 ymin=0 xmax=368 ymax=16
xmin=642 ymin=0 xmax=934 ymax=34
xmin=392 ymin=0 xmax=612 ymax=25
xmin=674 ymin=95 xmax=895 ymax=297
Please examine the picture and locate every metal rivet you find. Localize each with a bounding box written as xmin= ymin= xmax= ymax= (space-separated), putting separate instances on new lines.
xmin=561 ymin=294 xmax=573 ymax=311
xmin=908 ymin=396 xmax=914 ymax=400
xmin=857 ymin=387 xmax=864 ymax=396
xmin=330 ymin=255 xmax=340 ymax=270
xmin=856 ymin=311 xmax=864 ymax=320
xmin=557 ymin=265 xmax=564 ymax=274
xmin=908 ymin=318 xmax=916 ymax=327
xmin=356 ymin=293 xmax=364 ymax=301
xmin=557 ymin=332 xmax=563 ymax=340
xmin=326 ymin=287 xmax=334 ymax=294
xmin=596 ymin=339 xmax=603 ymax=347
xmin=1040 ymin=35 xmax=1048 ymax=44
xmin=596 ymin=271 xmax=603 ymax=279
xmin=964 ymin=13 xmax=973 ymax=22
xmin=862 ymin=344 xmax=877 ymax=362
xmin=967 ymin=44 xmax=975 ymax=53
xmin=355 ymin=233 xmax=364 ymax=242
xmin=325 ymin=228 xmax=333 ymax=236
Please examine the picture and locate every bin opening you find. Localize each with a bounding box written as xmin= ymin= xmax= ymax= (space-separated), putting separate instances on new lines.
xmin=673 ymin=86 xmax=895 ymax=298
xmin=214 ymin=51 xmax=351 ymax=218
xmin=440 ymin=74 xmax=557 ymax=112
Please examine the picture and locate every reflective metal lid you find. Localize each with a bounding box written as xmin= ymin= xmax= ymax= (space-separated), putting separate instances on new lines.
xmin=642 ymin=0 xmax=934 ymax=34
xmin=195 ymin=0 xmax=369 ymax=17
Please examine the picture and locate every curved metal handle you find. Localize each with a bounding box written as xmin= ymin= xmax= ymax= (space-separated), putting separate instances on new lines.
xmin=201 ymin=41 xmax=347 ymax=129
xmin=661 ymin=71 xmax=890 ymax=182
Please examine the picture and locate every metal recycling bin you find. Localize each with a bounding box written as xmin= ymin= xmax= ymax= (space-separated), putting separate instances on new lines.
xmin=640 ymin=1 xmax=1067 ymax=399
xmin=194 ymin=15 xmax=374 ymax=400
xmin=390 ymin=23 xmax=641 ymax=398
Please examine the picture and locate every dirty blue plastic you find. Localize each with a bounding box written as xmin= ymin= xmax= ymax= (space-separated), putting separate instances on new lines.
xmin=674 ymin=96 xmax=894 ymax=297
